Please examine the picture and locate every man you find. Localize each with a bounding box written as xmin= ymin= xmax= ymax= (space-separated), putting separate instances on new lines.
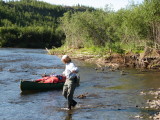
xmin=61 ymin=55 xmax=79 ymax=110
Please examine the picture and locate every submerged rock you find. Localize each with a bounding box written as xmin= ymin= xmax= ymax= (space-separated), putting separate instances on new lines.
xmin=134 ymin=115 xmax=143 ymax=119
xmin=77 ymin=93 xmax=88 ymax=99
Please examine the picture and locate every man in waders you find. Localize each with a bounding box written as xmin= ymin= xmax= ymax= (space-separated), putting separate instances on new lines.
xmin=61 ymin=55 xmax=79 ymax=110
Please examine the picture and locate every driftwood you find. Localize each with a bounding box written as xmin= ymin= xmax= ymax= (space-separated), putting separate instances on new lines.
xmin=45 ymin=48 xmax=51 ymax=54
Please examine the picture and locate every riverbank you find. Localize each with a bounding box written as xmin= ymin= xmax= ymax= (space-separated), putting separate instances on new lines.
xmin=49 ymin=47 xmax=160 ymax=70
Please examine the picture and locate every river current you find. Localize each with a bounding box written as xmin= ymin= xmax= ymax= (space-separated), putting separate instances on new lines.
xmin=0 ymin=48 xmax=159 ymax=120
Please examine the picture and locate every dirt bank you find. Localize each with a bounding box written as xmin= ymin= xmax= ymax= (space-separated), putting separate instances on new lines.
xmin=49 ymin=47 xmax=160 ymax=70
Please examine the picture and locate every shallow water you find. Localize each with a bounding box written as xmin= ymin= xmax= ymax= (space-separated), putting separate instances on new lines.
xmin=0 ymin=48 xmax=160 ymax=120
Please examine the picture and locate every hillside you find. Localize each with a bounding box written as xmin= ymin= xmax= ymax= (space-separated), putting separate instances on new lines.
xmin=0 ymin=0 xmax=95 ymax=48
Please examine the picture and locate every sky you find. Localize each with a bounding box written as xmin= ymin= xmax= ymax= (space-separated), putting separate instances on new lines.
xmin=41 ymin=0 xmax=144 ymax=11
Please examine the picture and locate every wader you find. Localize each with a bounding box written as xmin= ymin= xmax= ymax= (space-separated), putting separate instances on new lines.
xmin=62 ymin=77 xmax=77 ymax=109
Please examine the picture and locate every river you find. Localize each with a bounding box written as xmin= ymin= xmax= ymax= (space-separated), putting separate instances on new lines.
xmin=0 ymin=48 xmax=159 ymax=120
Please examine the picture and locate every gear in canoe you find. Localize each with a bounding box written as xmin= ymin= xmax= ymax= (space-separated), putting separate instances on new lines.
xmin=20 ymin=75 xmax=66 ymax=91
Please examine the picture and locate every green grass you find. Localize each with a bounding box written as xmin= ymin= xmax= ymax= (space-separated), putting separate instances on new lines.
xmin=49 ymin=42 xmax=146 ymax=58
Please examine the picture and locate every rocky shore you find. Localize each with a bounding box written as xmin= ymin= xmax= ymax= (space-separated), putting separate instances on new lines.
xmin=140 ymin=88 xmax=160 ymax=120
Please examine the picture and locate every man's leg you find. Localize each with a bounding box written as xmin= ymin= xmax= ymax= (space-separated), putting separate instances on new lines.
xmin=67 ymin=81 xmax=77 ymax=109
xmin=62 ymin=83 xmax=68 ymax=99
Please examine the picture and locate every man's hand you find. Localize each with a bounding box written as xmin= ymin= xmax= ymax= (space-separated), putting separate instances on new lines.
xmin=72 ymin=70 xmax=77 ymax=73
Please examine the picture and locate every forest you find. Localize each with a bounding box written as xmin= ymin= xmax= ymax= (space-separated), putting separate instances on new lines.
xmin=0 ymin=0 xmax=160 ymax=54
xmin=58 ymin=0 xmax=160 ymax=55
xmin=0 ymin=0 xmax=94 ymax=48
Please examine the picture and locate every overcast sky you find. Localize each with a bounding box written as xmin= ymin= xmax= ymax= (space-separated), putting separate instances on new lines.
xmin=41 ymin=0 xmax=144 ymax=11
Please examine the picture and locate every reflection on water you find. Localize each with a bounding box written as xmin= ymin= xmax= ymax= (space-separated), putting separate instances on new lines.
xmin=0 ymin=48 xmax=160 ymax=120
